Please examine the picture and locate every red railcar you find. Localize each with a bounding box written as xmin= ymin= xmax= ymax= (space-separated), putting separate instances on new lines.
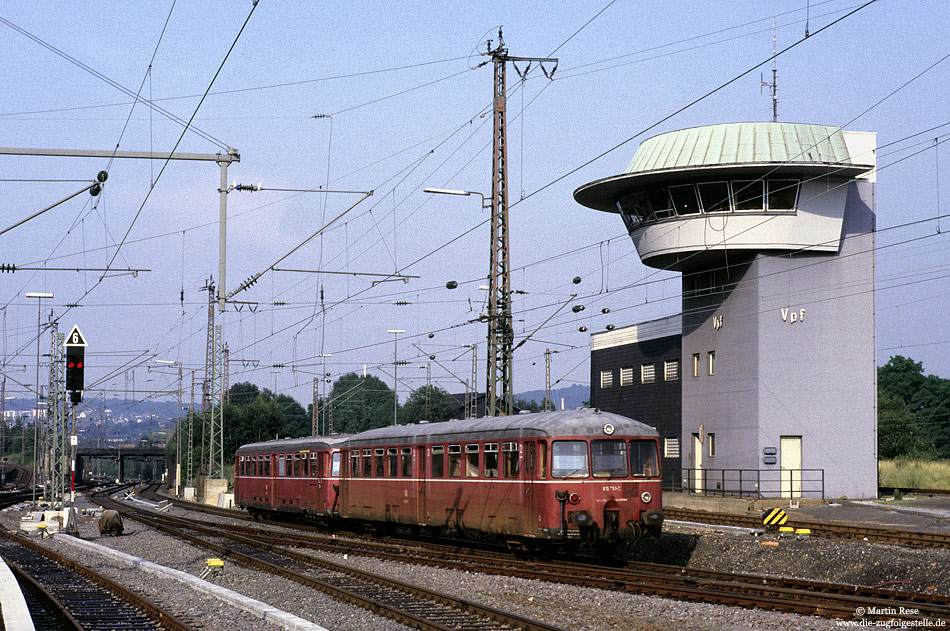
xmin=234 ymin=409 xmax=663 ymax=553
xmin=339 ymin=409 xmax=662 ymax=550
xmin=234 ymin=435 xmax=347 ymax=518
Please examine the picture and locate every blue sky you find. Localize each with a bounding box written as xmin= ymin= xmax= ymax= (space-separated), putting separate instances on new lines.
xmin=1 ymin=0 xmax=949 ymax=412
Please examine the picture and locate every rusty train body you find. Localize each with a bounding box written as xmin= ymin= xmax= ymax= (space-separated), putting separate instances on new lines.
xmin=234 ymin=408 xmax=663 ymax=551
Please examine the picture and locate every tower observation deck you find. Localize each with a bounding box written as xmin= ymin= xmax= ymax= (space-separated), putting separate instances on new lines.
xmin=574 ymin=122 xmax=876 ymax=271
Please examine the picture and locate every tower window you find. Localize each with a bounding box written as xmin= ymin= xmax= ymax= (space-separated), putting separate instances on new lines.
xmin=732 ymin=181 xmax=764 ymax=210
xmin=665 ymin=360 xmax=680 ymax=381
xmin=641 ymin=364 xmax=655 ymax=384
xmin=600 ymin=369 xmax=613 ymax=388
xmin=664 ymin=437 xmax=680 ymax=458
xmin=698 ymin=181 xmax=731 ymax=212
xmin=767 ymin=179 xmax=799 ymax=210
xmin=620 ymin=366 xmax=634 ymax=386
xmin=669 ymin=184 xmax=700 ymax=215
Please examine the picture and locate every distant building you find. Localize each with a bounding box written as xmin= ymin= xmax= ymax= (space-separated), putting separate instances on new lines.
xmin=576 ymin=122 xmax=877 ymax=499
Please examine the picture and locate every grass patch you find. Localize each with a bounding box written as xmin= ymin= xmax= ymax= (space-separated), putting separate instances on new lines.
xmin=879 ymin=459 xmax=950 ymax=489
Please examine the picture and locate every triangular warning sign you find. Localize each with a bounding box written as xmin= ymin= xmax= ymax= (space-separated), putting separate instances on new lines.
xmin=64 ymin=325 xmax=87 ymax=348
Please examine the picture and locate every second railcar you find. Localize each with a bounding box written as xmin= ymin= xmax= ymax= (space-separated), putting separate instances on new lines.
xmin=234 ymin=435 xmax=347 ymax=518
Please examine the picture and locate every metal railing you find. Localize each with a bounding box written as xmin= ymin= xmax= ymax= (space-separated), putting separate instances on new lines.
xmin=664 ymin=467 xmax=825 ymax=499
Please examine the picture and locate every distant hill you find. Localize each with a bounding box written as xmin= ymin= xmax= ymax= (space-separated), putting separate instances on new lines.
xmin=516 ymin=384 xmax=589 ymax=411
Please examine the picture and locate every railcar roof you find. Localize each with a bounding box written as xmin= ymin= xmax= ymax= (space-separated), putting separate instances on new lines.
xmin=235 ymin=434 xmax=351 ymax=455
xmin=342 ymin=408 xmax=658 ymax=447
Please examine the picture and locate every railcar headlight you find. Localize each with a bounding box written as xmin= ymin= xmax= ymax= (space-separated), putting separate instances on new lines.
xmin=641 ymin=491 xmax=652 ymax=504
xmin=568 ymin=493 xmax=581 ymax=505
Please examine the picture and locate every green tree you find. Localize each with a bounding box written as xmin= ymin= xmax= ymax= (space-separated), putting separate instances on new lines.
xmin=878 ymin=356 xmax=950 ymax=459
xmin=328 ymin=373 xmax=395 ymax=433
xmin=400 ymin=385 xmax=457 ymax=424
xmin=878 ymin=394 xmax=930 ymax=459
xmin=514 ymin=398 xmax=545 ymax=413
xmin=878 ymin=356 xmax=927 ymax=406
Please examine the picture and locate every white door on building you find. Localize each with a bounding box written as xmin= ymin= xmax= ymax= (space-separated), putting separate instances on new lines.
xmin=692 ymin=433 xmax=703 ymax=493
xmin=780 ymin=436 xmax=802 ymax=499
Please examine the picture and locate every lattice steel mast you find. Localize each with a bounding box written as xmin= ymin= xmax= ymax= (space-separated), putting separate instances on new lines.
xmin=484 ymin=30 xmax=556 ymax=416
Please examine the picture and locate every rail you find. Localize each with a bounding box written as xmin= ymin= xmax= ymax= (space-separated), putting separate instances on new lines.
xmin=665 ymin=467 xmax=825 ymax=498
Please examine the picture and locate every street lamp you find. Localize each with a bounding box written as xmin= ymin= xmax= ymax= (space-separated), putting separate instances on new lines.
xmin=26 ymin=292 xmax=52 ymax=507
xmin=386 ymin=330 xmax=404 ymax=426
xmin=424 ymin=188 xmax=491 ymax=210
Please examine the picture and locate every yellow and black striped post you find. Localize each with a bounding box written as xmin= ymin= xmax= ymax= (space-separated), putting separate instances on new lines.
xmin=762 ymin=508 xmax=788 ymax=530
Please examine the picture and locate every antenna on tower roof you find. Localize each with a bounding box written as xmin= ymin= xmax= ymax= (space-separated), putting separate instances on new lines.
xmin=760 ymin=18 xmax=778 ymax=122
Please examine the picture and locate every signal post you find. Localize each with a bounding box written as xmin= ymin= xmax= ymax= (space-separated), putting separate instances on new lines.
xmin=64 ymin=326 xmax=86 ymax=504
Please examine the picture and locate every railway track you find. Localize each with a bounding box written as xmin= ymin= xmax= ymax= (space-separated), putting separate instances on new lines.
xmin=0 ymin=528 xmax=192 ymax=631
xmin=132 ymin=486 xmax=949 ymax=624
xmin=664 ymin=506 xmax=950 ymax=548
xmin=96 ymin=490 xmax=566 ymax=631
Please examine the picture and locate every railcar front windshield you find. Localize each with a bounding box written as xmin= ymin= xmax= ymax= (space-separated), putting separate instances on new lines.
xmin=630 ymin=439 xmax=660 ymax=477
xmin=591 ymin=440 xmax=629 ymax=478
xmin=552 ymin=441 xmax=589 ymax=478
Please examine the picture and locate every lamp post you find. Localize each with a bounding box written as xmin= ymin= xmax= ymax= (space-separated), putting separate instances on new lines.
xmin=386 ymin=330 xmax=404 ymax=426
xmin=424 ymin=187 xmax=514 ymax=416
xmin=26 ymin=292 xmax=52 ymax=507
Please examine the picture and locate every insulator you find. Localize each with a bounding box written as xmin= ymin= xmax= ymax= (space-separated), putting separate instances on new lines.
xmin=578 ymin=326 xmax=587 ymax=332
xmin=0 ymin=263 xmax=15 ymax=273
xmin=573 ymin=276 xmax=581 ymax=284
xmin=572 ymin=305 xmax=585 ymax=313
xmin=445 ymin=280 xmax=458 ymax=289
xmin=89 ymin=184 xmax=101 ymax=196
xmin=602 ymin=307 xmax=610 ymax=314
xmin=97 ymin=170 xmax=109 ymax=182
xmin=427 ymin=333 xmax=434 ymax=338
xmin=429 ymin=355 xmax=435 ymax=360
xmin=606 ymin=324 xmax=615 ymax=330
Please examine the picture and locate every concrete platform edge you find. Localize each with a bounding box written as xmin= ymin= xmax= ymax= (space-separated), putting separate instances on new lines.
xmin=0 ymin=557 xmax=36 ymax=631
xmin=56 ymin=534 xmax=328 ymax=631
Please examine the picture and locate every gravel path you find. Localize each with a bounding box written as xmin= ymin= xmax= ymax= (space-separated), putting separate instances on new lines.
xmin=2 ymin=490 xmax=946 ymax=631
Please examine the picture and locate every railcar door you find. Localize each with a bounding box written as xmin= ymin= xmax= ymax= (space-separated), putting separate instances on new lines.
xmin=416 ymin=446 xmax=426 ymax=525
xmin=523 ymin=441 xmax=537 ymax=536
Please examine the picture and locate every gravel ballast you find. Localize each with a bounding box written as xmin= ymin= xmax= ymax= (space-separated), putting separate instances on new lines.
xmin=2 ymin=492 xmax=947 ymax=631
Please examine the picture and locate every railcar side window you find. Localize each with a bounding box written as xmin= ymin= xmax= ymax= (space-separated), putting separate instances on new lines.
xmin=374 ymin=449 xmax=384 ymax=477
xmin=264 ymin=455 xmax=270 ymax=477
xmin=331 ymin=452 xmax=341 ymax=477
xmin=591 ymin=440 xmax=629 ymax=478
xmin=362 ymin=449 xmax=372 ymax=477
xmin=448 ymin=445 xmax=461 ymax=477
xmin=401 ymin=447 xmax=412 ymax=477
xmin=431 ymin=445 xmax=445 ymax=478
xmin=349 ymin=451 xmax=359 ymax=476
xmin=387 ymin=448 xmax=398 ymax=477
xmin=552 ymin=441 xmax=589 ymax=478
xmin=278 ymin=455 xmax=287 ymax=477
xmin=294 ymin=454 xmax=303 ymax=477
xmin=465 ymin=444 xmax=480 ymax=478
xmin=311 ymin=453 xmax=320 ymax=476
xmin=630 ymin=440 xmax=660 ymax=478
xmin=484 ymin=443 xmax=499 ymax=478
xmin=502 ymin=442 xmax=519 ymax=478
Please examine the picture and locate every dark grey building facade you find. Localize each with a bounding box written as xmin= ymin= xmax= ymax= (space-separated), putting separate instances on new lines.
xmin=590 ymin=316 xmax=682 ymax=487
